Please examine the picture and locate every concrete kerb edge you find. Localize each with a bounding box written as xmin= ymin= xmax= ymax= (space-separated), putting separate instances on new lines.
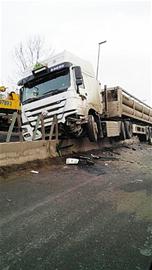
xmin=0 ymin=140 xmax=57 ymax=167
xmin=0 ymin=137 xmax=139 ymax=168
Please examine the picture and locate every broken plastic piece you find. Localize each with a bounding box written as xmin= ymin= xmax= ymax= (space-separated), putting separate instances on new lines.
xmin=91 ymin=154 xmax=100 ymax=159
xmin=30 ymin=170 xmax=39 ymax=174
xmin=66 ymin=158 xmax=79 ymax=165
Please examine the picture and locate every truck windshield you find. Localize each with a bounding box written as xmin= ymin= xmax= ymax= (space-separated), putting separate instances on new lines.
xmin=21 ymin=68 xmax=70 ymax=104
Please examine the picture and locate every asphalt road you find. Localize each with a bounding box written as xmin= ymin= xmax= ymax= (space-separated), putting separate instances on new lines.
xmin=0 ymin=142 xmax=152 ymax=270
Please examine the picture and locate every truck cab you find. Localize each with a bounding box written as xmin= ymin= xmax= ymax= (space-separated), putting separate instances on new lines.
xmin=18 ymin=51 xmax=102 ymax=141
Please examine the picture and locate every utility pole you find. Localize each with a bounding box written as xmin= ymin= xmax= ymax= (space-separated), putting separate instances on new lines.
xmin=96 ymin=40 xmax=107 ymax=80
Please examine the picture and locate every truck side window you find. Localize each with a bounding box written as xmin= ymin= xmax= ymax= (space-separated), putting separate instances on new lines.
xmin=73 ymin=66 xmax=85 ymax=89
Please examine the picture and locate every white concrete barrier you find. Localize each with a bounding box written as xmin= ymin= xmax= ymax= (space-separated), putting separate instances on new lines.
xmin=0 ymin=140 xmax=57 ymax=167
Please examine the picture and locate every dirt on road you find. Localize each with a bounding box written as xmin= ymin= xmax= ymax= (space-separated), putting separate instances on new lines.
xmin=0 ymin=141 xmax=152 ymax=270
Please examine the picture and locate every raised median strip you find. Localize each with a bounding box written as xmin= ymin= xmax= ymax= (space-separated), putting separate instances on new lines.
xmin=0 ymin=137 xmax=138 ymax=168
xmin=0 ymin=140 xmax=57 ymax=167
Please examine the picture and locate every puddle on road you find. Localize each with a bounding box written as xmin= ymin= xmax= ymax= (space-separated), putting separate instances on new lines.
xmin=117 ymin=190 xmax=152 ymax=221
xmin=139 ymin=225 xmax=152 ymax=257
xmin=120 ymin=180 xmax=152 ymax=195
xmin=97 ymin=188 xmax=152 ymax=259
xmin=78 ymin=164 xmax=106 ymax=176
xmin=97 ymin=189 xmax=152 ymax=221
xmin=116 ymin=190 xmax=152 ymax=257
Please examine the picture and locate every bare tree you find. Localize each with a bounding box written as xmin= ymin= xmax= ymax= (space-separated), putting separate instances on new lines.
xmin=14 ymin=36 xmax=54 ymax=74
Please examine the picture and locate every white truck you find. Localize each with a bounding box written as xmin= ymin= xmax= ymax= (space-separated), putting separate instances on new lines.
xmin=18 ymin=51 xmax=152 ymax=143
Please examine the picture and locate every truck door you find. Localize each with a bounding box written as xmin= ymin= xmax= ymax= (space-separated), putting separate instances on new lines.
xmin=73 ymin=66 xmax=87 ymax=114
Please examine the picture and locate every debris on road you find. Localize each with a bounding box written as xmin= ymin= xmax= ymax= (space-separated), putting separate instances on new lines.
xmin=77 ymin=155 xmax=92 ymax=160
xmin=84 ymin=159 xmax=94 ymax=166
xmin=123 ymin=145 xmax=131 ymax=149
xmin=65 ymin=151 xmax=120 ymax=167
xmin=91 ymin=154 xmax=100 ymax=159
xmin=90 ymin=154 xmax=119 ymax=161
xmin=112 ymin=151 xmax=121 ymax=155
xmin=66 ymin=158 xmax=79 ymax=165
xmin=66 ymin=155 xmax=95 ymax=166
xmin=130 ymin=179 xmax=143 ymax=183
xmin=63 ymin=166 xmax=69 ymax=169
xmin=99 ymin=156 xmax=119 ymax=161
xmin=30 ymin=170 xmax=39 ymax=174
xmin=6 ymin=198 xmax=12 ymax=202
xmin=1 ymin=140 xmax=151 ymax=270
xmin=120 ymin=159 xmax=135 ymax=164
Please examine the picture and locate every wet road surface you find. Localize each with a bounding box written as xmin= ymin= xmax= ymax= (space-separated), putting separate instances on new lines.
xmin=0 ymin=142 xmax=152 ymax=270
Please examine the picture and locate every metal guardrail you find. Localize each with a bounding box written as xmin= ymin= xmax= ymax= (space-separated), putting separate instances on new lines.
xmin=0 ymin=112 xmax=23 ymax=142
xmin=0 ymin=113 xmax=58 ymax=143
xmin=32 ymin=114 xmax=58 ymax=142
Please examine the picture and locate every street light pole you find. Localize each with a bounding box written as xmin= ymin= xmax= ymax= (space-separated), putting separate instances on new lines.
xmin=96 ymin=40 xmax=107 ymax=80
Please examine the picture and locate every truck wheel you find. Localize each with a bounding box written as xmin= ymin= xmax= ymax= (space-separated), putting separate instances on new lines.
xmin=138 ymin=134 xmax=146 ymax=142
xmin=94 ymin=114 xmax=104 ymax=139
xmin=87 ymin=115 xmax=98 ymax=142
xmin=148 ymin=127 xmax=152 ymax=144
xmin=124 ymin=121 xmax=133 ymax=139
xmin=146 ymin=127 xmax=150 ymax=142
xmin=138 ymin=129 xmax=149 ymax=142
xmin=120 ymin=121 xmax=126 ymax=140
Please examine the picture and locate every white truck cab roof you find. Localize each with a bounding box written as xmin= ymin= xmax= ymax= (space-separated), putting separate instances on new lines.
xmin=20 ymin=50 xmax=95 ymax=80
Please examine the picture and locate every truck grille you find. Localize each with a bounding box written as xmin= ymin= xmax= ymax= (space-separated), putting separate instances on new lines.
xmin=24 ymin=98 xmax=67 ymax=127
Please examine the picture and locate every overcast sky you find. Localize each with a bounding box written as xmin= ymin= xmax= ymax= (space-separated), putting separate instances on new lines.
xmin=0 ymin=0 xmax=151 ymax=104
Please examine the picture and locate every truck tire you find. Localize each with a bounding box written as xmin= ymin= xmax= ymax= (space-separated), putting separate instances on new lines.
xmin=94 ymin=114 xmax=104 ymax=139
xmin=120 ymin=121 xmax=126 ymax=140
xmin=148 ymin=127 xmax=152 ymax=144
xmin=87 ymin=115 xmax=98 ymax=142
xmin=146 ymin=127 xmax=150 ymax=142
xmin=138 ymin=128 xmax=149 ymax=142
xmin=124 ymin=121 xmax=133 ymax=139
xmin=138 ymin=134 xmax=146 ymax=142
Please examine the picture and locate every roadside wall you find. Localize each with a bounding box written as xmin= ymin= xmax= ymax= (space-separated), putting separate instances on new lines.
xmin=0 ymin=138 xmax=110 ymax=167
xmin=0 ymin=140 xmax=57 ymax=167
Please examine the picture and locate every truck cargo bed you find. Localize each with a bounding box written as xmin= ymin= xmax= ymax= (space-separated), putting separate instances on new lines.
xmin=102 ymin=86 xmax=152 ymax=125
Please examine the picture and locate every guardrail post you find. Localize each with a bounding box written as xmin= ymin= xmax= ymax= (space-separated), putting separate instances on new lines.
xmin=6 ymin=112 xmax=17 ymax=142
xmin=49 ymin=115 xmax=58 ymax=142
xmin=32 ymin=114 xmax=41 ymax=140
xmin=17 ymin=113 xmax=23 ymax=142
xmin=40 ymin=114 xmax=45 ymax=140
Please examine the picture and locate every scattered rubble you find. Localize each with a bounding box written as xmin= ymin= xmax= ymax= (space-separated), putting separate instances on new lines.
xmin=130 ymin=179 xmax=143 ymax=183
xmin=91 ymin=154 xmax=100 ymax=159
xmin=66 ymin=150 xmax=120 ymax=167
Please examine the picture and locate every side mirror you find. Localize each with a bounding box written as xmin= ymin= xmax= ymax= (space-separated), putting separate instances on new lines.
xmin=20 ymin=88 xmax=23 ymax=102
xmin=73 ymin=66 xmax=83 ymax=86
